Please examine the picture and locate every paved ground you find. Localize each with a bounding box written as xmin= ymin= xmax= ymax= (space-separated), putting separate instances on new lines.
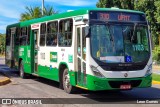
xmin=0 ymin=57 xmax=160 ymax=107
xmin=0 ymin=69 xmax=160 ymax=107
xmin=0 ymin=57 xmax=11 ymax=86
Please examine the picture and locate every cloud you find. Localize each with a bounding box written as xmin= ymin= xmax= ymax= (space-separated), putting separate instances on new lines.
xmin=0 ymin=20 xmax=17 ymax=33
xmin=0 ymin=0 xmax=98 ymax=33
xmin=0 ymin=0 xmax=25 ymax=19
xmin=45 ymin=0 xmax=97 ymax=6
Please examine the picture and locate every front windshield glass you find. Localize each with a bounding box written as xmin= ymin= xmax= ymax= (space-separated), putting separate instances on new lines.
xmin=90 ymin=22 xmax=150 ymax=63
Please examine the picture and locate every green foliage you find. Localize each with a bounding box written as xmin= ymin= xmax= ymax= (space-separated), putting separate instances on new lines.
xmin=43 ymin=6 xmax=59 ymax=16
xmin=135 ymin=0 xmax=159 ymax=45
xmin=152 ymin=46 xmax=160 ymax=64
xmin=152 ymin=73 xmax=160 ymax=81
xmin=20 ymin=6 xmax=59 ymax=22
xmin=96 ymin=0 xmax=134 ymax=9
xmin=0 ymin=34 xmax=5 ymax=55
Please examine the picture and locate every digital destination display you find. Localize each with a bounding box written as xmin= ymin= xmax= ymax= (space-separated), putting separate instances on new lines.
xmin=89 ymin=11 xmax=146 ymax=22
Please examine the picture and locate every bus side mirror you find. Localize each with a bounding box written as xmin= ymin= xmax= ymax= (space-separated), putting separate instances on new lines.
xmin=148 ymin=21 xmax=154 ymax=50
xmin=151 ymin=34 xmax=154 ymax=50
xmin=85 ymin=26 xmax=89 ymax=37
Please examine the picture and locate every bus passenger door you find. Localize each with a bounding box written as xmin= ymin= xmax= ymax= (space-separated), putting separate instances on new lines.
xmin=33 ymin=30 xmax=39 ymax=73
xmin=76 ymin=25 xmax=86 ymax=87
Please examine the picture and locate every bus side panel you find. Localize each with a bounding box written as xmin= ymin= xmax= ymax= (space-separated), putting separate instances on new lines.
xmin=5 ymin=46 xmax=12 ymax=67
xmin=37 ymin=46 xmax=59 ymax=82
xmin=19 ymin=46 xmax=31 ymax=74
xmin=14 ymin=45 xmax=19 ymax=69
xmin=38 ymin=65 xmax=59 ymax=82
xmin=69 ymin=71 xmax=77 ymax=86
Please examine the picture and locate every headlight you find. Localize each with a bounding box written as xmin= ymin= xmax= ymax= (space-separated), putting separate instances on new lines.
xmin=90 ymin=65 xmax=104 ymax=78
xmin=145 ymin=64 xmax=152 ymax=76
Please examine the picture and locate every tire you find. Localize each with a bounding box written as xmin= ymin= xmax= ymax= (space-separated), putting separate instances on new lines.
xmin=62 ymin=68 xmax=76 ymax=94
xmin=19 ymin=61 xmax=27 ymax=79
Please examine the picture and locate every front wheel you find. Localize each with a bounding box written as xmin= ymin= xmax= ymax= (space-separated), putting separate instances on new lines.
xmin=63 ymin=68 xmax=76 ymax=94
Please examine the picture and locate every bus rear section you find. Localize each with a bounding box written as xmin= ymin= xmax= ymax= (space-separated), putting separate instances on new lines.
xmin=5 ymin=27 xmax=18 ymax=68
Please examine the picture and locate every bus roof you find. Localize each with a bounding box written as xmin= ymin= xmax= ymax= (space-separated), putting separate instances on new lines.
xmin=7 ymin=8 xmax=145 ymax=28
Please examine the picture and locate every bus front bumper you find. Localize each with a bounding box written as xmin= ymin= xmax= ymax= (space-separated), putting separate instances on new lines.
xmin=86 ymin=74 xmax=152 ymax=91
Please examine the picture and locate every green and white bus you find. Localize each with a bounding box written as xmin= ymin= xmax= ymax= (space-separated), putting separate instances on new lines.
xmin=5 ymin=8 xmax=152 ymax=93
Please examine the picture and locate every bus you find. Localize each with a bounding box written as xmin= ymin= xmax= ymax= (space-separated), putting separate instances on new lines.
xmin=5 ymin=8 xmax=152 ymax=93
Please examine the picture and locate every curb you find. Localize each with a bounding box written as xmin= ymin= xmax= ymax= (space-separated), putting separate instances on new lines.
xmin=153 ymin=66 xmax=160 ymax=70
xmin=0 ymin=70 xmax=11 ymax=86
xmin=0 ymin=77 xmax=11 ymax=86
xmin=152 ymin=80 xmax=160 ymax=85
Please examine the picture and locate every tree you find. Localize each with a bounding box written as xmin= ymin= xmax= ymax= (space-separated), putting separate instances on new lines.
xmin=20 ymin=6 xmax=58 ymax=22
xmin=96 ymin=0 xmax=135 ymax=10
xmin=43 ymin=6 xmax=59 ymax=16
xmin=20 ymin=6 xmax=41 ymax=21
xmin=134 ymin=0 xmax=159 ymax=45
xmin=0 ymin=34 xmax=5 ymax=55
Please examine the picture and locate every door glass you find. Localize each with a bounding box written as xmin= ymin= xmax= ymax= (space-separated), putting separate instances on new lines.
xmin=11 ymin=33 xmax=14 ymax=60
xmin=78 ymin=58 xmax=81 ymax=83
xmin=83 ymin=62 xmax=86 ymax=85
xmin=34 ymin=31 xmax=38 ymax=72
xmin=34 ymin=32 xmax=38 ymax=49
xmin=82 ymin=27 xmax=86 ymax=85
xmin=77 ymin=27 xmax=81 ymax=83
xmin=77 ymin=28 xmax=81 ymax=56
xmin=82 ymin=27 xmax=86 ymax=60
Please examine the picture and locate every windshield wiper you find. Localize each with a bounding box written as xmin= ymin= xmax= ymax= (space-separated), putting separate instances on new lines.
xmin=131 ymin=23 xmax=137 ymax=42
xmin=107 ymin=23 xmax=115 ymax=49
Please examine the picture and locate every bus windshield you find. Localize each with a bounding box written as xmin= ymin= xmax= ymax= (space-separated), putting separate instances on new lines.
xmin=90 ymin=22 xmax=150 ymax=63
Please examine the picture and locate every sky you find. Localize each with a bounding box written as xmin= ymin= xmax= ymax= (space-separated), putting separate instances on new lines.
xmin=0 ymin=0 xmax=98 ymax=34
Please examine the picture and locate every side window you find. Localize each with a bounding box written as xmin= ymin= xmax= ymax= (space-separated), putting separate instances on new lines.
xmin=15 ymin=28 xmax=20 ymax=45
xmin=27 ymin=26 xmax=31 ymax=45
xmin=46 ymin=21 xmax=58 ymax=46
xmin=20 ymin=27 xmax=27 ymax=45
xmin=6 ymin=29 xmax=11 ymax=46
xmin=40 ymin=23 xmax=46 ymax=46
xmin=59 ymin=19 xmax=73 ymax=47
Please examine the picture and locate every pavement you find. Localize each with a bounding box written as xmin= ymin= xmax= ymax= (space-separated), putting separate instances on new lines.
xmin=0 ymin=57 xmax=11 ymax=86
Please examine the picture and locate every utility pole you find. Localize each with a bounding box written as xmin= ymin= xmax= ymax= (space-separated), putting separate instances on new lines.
xmin=42 ymin=0 xmax=44 ymax=16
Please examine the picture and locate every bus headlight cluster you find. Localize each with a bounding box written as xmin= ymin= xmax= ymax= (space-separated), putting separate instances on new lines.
xmin=90 ymin=65 xmax=104 ymax=78
xmin=145 ymin=64 xmax=152 ymax=76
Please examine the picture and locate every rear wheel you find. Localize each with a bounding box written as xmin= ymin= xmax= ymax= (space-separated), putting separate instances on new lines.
xmin=19 ymin=61 xmax=27 ymax=79
xmin=63 ymin=68 xmax=76 ymax=93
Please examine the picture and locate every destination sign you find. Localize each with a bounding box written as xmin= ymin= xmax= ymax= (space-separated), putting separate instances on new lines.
xmin=89 ymin=11 xmax=146 ymax=22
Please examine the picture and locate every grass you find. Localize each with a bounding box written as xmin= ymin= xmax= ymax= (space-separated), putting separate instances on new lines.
xmin=152 ymin=73 xmax=160 ymax=82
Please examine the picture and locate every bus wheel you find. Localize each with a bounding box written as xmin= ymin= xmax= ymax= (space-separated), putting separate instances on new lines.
xmin=63 ymin=68 xmax=75 ymax=93
xmin=19 ymin=61 xmax=27 ymax=79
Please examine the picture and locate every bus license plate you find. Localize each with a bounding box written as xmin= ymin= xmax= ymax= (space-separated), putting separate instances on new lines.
xmin=120 ymin=85 xmax=131 ymax=89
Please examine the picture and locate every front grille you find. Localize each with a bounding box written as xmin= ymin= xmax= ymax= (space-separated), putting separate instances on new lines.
xmin=100 ymin=64 xmax=145 ymax=71
xmin=108 ymin=80 xmax=142 ymax=88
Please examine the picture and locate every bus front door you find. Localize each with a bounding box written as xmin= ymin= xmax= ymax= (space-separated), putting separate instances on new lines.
xmin=33 ymin=30 xmax=38 ymax=73
xmin=76 ymin=25 xmax=87 ymax=87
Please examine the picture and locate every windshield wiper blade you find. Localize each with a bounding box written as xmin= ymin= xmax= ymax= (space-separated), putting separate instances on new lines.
xmin=131 ymin=23 xmax=137 ymax=42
